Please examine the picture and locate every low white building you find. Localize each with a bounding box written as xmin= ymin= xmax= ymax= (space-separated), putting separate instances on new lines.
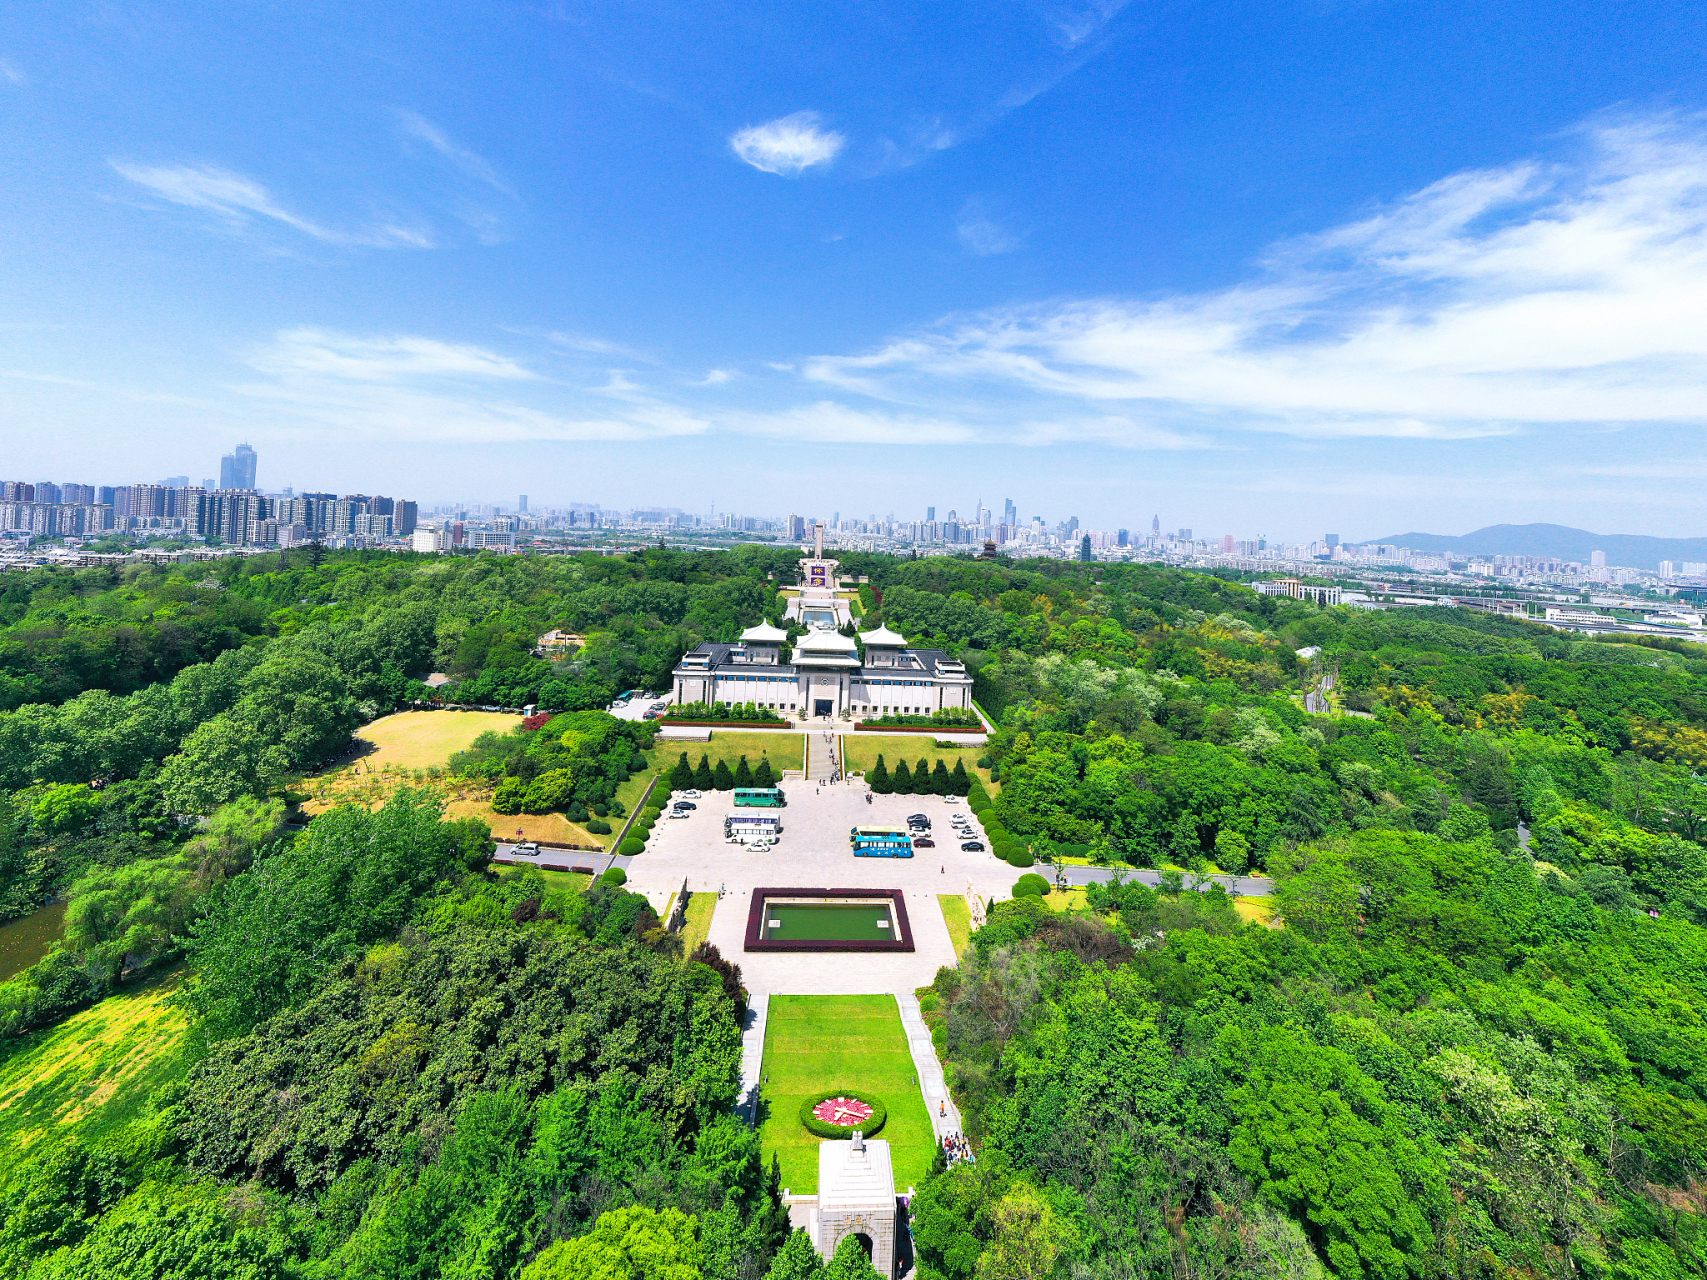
xmin=785 ymin=1134 xmax=899 ymax=1278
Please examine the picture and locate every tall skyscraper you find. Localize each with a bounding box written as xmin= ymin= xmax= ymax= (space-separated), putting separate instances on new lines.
xmin=1325 ymin=533 xmax=1340 ymax=548
xmin=1151 ymin=514 xmax=1160 ymax=535
xmin=220 ymin=443 xmax=258 ymax=490
xmin=926 ymin=506 xmax=935 ymax=522
xmin=1590 ymin=549 xmax=1606 ymax=567
xmin=518 ymin=494 xmax=529 ymax=513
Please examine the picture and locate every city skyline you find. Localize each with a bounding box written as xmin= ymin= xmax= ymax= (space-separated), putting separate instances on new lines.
xmin=4 ymin=4 xmax=1707 ymax=536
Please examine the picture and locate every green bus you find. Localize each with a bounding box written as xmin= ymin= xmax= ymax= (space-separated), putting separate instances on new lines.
xmin=733 ymin=788 xmax=787 ymax=807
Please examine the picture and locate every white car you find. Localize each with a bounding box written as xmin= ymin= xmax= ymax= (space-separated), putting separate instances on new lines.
xmin=943 ymin=795 xmax=963 ymax=804
xmin=667 ymin=810 xmax=690 ymax=819
xmin=677 ymin=789 xmax=702 ymax=798
xmin=513 ymin=841 xmax=540 ymax=855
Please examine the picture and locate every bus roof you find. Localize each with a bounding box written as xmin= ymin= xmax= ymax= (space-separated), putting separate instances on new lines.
xmin=851 ymin=825 xmax=908 ymax=837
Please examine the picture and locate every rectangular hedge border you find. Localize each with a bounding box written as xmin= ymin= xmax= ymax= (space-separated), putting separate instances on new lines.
xmin=853 ymin=722 xmax=984 ymax=734
xmin=656 ymin=718 xmax=793 ymax=729
xmin=743 ymin=887 xmax=914 ymax=953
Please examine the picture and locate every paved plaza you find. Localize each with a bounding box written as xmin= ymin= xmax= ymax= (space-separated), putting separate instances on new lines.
xmin=625 ymin=779 xmax=1012 ymax=994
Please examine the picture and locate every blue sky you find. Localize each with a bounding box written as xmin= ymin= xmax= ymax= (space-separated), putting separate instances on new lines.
xmin=4 ymin=0 xmax=1707 ymax=540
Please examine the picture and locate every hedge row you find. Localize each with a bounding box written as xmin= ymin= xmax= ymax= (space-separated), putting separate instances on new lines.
xmin=797 ymin=1090 xmax=889 ymax=1140
xmin=968 ymin=781 xmax=1032 ymax=867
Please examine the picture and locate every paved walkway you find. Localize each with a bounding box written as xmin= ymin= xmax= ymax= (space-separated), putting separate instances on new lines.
xmin=896 ymin=992 xmax=961 ymax=1140
xmin=736 ymin=994 xmax=768 ymax=1127
xmin=1053 ymin=865 xmax=1275 ymax=896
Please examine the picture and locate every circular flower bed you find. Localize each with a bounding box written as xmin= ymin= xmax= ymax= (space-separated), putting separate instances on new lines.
xmin=798 ymin=1089 xmax=888 ymax=1139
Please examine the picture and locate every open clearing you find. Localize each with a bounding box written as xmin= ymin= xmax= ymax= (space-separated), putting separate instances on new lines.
xmin=353 ymin=709 xmax=520 ymax=770
xmin=840 ymin=737 xmax=994 ymax=790
xmin=758 ymin=994 xmax=934 ymax=1196
xmin=0 ymin=970 xmax=188 ymax=1161
xmin=1235 ymin=895 xmax=1281 ymax=927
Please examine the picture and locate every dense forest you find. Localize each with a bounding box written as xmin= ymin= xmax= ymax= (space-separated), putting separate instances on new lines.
xmin=3 ymin=544 xmax=1707 ymax=1277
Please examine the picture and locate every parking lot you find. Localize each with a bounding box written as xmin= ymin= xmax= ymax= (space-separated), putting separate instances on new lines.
xmin=627 ymin=780 xmax=1019 ymax=994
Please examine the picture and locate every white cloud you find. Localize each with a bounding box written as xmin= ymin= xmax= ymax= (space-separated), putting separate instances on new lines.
xmin=730 ymin=112 xmax=845 ymax=176
xmin=393 ymin=109 xmax=515 ymax=196
xmin=803 ymin=114 xmax=1707 ymax=441
xmin=112 ymin=162 xmax=433 ymax=248
xmin=0 ymin=60 xmax=24 ymax=85
xmin=238 ymin=328 xmax=708 ymax=443
xmin=956 ymin=200 xmax=1021 ymax=256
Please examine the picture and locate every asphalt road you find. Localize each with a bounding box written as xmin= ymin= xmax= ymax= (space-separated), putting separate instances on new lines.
xmin=1052 ymin=864 xmax=1275 ymax=896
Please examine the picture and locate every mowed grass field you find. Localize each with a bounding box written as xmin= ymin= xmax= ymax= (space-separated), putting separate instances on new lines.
xmin=354 ymin=709 xmax=521 ymax=770
xmin=840 ymin=736 xmax=994 ymax=791
xmin=658 ymin=731 xmax=803 ymax=777
xmin=758 ymin=995 xmax=934 ymax=1196
xmin=0 ymin=971 xmax=189 ymax=1162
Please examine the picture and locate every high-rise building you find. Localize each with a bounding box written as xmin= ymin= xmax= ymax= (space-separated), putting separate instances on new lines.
xmin=394 ymin=500 xmax=418 ymax=535
xmin=926 ymin=506 xmax=935 ymax=522
xmin=1590 ymin=550 xmax=1606 ymax=567
xmin=1151 ymin=514 xmax=1160 ymax=535
xmin=518 ymin=494 xmax=528 ymax=513
xmin=34 ymin=482 xmax=62 ymax=505
xmin=220 ymin=442 xmax=258 ymax=491
xmin=163 ymin=475 xmax=189 ymax=488
xmin=1079 ymin=535 xmax=1092 ymax=562
xmin=1221 ymin=534 xmax=1236 ymax=552
xmin=61 ymin=483 xmax=95 ymax=505
xmin=1117 ymin=529 xmax=1128 ymax=547
xmin=1325 ymin=533 xmax=1340 ymax=548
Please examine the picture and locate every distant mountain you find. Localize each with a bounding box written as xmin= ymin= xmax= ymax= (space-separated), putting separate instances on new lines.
xmin=1369 ymin=523 xmax=1707 ymax=571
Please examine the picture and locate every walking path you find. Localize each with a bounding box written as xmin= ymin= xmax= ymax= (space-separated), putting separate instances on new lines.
xmin=737 ymin=993 xmax=769 ymax=1127
xmin=895 ymin=992 xmax=961 ymax=1140
xmin=1053 ymin=864 xmax=1275 ymax=896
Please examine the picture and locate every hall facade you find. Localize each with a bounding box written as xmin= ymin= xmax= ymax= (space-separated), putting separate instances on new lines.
xmin=669 ymin=622 xmax=973 ymax=720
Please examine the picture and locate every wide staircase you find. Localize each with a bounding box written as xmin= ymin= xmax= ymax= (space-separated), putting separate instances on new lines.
xmin=804 ymin=730 xmax=840 ymax=781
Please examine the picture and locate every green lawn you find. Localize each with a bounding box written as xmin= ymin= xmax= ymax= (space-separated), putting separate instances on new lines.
xmin=614 ymin=769 xmax=663 ymax=822
xmin=840 ymin=737 xmax=994 ymax=791
xmin=658 ymin=731 xmax=804 ymax=779
xmin=680 ymin=892 xmax=716 ymax=955
xmin=937 ymin=895 xmax=972 ymax=957
xmin=759 ymin=995 xmax=935 ymax=1196
xmin=0 ymin=969 xmax=189 ymax=1163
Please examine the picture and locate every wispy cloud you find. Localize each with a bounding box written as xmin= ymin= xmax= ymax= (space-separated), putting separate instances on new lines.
xmin=393 ymin=109 xmax=515 ymax=196
xmin=112 ymin=162 xmax=433 ymax=248
xmin=239 ymin=328 xmax=708 ymax=443
xmin=804 ymin=114 xmax=1707 ymax=441
xmin=956 ymin=199 xmax=1021 ymax=256
xmin=730 ymin=111 xmax=845 ymax=176
xmin=0 ymin=60 xmax=23 ymax=85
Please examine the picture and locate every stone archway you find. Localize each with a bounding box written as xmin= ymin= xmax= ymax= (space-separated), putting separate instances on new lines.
xmin=851 ymin=1233 xmax=874 ymax=1260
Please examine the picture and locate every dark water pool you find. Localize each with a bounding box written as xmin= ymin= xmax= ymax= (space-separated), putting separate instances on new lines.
xmin=0 ymin=901 xmax=66 ymax=983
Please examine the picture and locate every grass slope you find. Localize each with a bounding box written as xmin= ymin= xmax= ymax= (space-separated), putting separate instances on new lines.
xmin=680 ymin=893 xmax=717 ymax=956
xmin=937 ymin=895 xmax=972 ymax=957
xmin=839 ymin=737 xmax=993 ymax=790
xmin=0 ymin=970 xmax=188 ymax=1164
xmin=658 ymin=732 xmax=803 ymax=776
xmin=758 ymin=994 xmax=934 ymax=1196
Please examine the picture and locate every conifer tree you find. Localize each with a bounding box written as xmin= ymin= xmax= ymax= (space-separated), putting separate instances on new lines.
xmin=931 ymin=759 xmax=952 ymax=794
xmin=713 ymin=759 xmax=735 ymax=790
xmin=950 ymin=758 xmax=970 ymax=795
xmin=734 ymin=755 xmax=754 ymax=788
xmin=754 ymin=757 xmax=776 ymax=788
xmin=916 ymin=758 xmax=931 ymax=793
xmin=694 ymin=753 xmax=715 ymax=790
xmin=670 ymin=752 xmax=693 ymax=789
xmin=868 ymin=755 xmax=891 ymax=793
xmin=892 ymin=759 xmax=913 ymax=793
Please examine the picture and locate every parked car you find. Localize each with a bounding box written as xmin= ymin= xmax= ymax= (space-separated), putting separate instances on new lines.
xmin=907 ymin=813 xmax=930 ymax=822
xmin=673 ymin=801 xmax=697 ymax=810
xmin=912 ymin=836 xmax=935 ymax=848
xmin=960 ymin=841 xmax=986 ymax=852
xmin=514 ymin=841 xmax=540 ymax=855
xmin=678 ymin=789 xmax=702 ymax=798
xmin=667 ymin=810 xmax=690 ymax=819
xmin=943 ymin=795 xmax=963 ymax=803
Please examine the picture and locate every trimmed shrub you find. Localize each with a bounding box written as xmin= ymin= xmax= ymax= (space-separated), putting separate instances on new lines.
xmin=797 ymin=1090 xmax=889 ymax=1139
xmin=618 ymin=837 xmax=645 ymax=856
xmin=608 ymin=799 xmax=626 ymax=818
xmin=641 ymin=807 xmax=663 ymax=824
xmin=567 ymin=803 xmax=590 ymax=822
xmin=1004 ymin=845 xmax=1034 ymax=868
xmin=591 ymin=803 xmax=610 ymax=818
xmin=600 ymin=866 xmax=628 ymax=887
xmin=584 ymin=818 xmax=613 ymax=835
xmin=1013 ymin=873 xmax=1049 ymax=898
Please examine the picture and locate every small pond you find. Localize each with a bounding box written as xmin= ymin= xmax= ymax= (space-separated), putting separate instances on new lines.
xmin=0 ymin=901 xmax=67 ymax=984
xmin=763 ymin=901 xmax=895 ymax=943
